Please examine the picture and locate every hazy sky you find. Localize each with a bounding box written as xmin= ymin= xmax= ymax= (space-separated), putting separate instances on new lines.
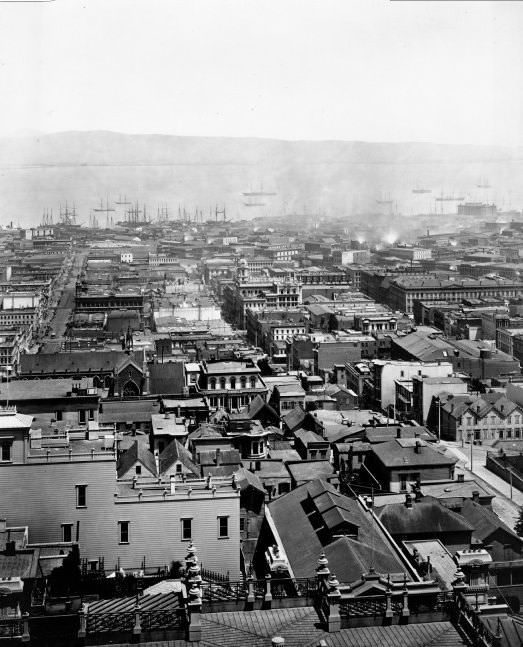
xmin=0 ymin=0 xmax=522 ymax=145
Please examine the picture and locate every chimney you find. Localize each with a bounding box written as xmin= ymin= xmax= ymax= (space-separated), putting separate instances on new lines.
xmin=177 ymin=406 xmax=181 ymax=417
xmin=405 ymin=493 xmax=413 ymax=508
xmin=216 ymin=448 xmax=221 ymax=466
xmin=414 ymin=440 xmax=422 ymax=454
xmin=472 ymin=490 xmax=480 ymax=503
xmin=170 ymin=475 xmax=176 ymax=495
xmin=154 ymin=449 xmax=160 ymax=475
xmin=164 ymin=412 xmax=170 ymax=420
xmin=0 ymin=518 xmax=6 ymax=533
xmin=396 ymin=428 xmax=401 ymax=439
xmin=4 ymin=541 xmax=16 ymax=556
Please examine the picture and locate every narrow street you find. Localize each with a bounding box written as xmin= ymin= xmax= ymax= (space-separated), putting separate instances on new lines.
xmin=442 ymin=440 xmax=523 ymax=529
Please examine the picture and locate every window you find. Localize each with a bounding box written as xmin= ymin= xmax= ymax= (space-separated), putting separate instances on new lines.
xmin=240 ymin=518 xmax=245 ymax=532
xmin=220 ymin=377 xmax=226 ymax=390
xmin=181 ymin=518 xmax=192 ymax=541
xmin=310 ymin=450 xmax=317 ymax=459
xmin=1 ymin=441 xmax=12 ymax=462
xmin=278 ymin=483 xmax=290 ymax=495
xmin=78 ymin=409 xmax=86 ymax=424
xmin=400 ymin=476 xmax=407 ymax=491
xmin=240 ymin=376 xmax=247 ymax=389
xmin=118 ymin=521 xmax=130 ymax=544
xmin=176 ymin=463 xmax=182 ymax=474
xmin=61 ymin=523 xmax=73 ymax=543
xmin=218 ymin=516 xmax=229 ymax=538
xmin=55 ymin=410 xmax=63 ymax=421
xmin=230 ymin=377 xmax=236 ymax=390
xmin=135 ymin=465 xmax=142 ymax=475
xmin=88 ymin=409 xmax=95 ymax=421
xmin=250 ymin=376 xmax=256 ymax=389
xmin=209 ymin=378 xmax=216 ymax=390
xmin=76 ymin=485 xmax=87 ymax=508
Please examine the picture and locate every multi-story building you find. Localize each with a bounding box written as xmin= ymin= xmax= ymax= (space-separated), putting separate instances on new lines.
xmin=222 ymin=265 xmax=302 ymax=328
xmin=197 ymin=360 xmax=268 ymax=410
xmin=372 ymin=359 xmax=454 ymax=412
xmin=331 ymin=249 xmax=371 ymax=265
xmin=0 ymin=407 xmax=241 ymax=577
xmin=437 ymin=391 xmax=523 ymax=443
xmin=412 ymin=375 xmax=468 ymax=426
xmin=361 ymin=270 xmax=521 ymax=314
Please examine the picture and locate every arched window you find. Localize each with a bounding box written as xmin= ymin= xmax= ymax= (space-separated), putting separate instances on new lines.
xmin=240 ymin=376 xmax=247 ymax=389
xmin=92 ymin=376 xmax=101 ymax=388
xmin=250 ymin=376 xmax=256 ymax=389
xmin=122 ymin=380 xmax=139 ymax=397
xmin=220 ymin=377 xmax=226 ymax=390
xmin=230 ymin=377 xmax=236 ymax=390
xmin=209 ymin=378 xmax=216 ymax=390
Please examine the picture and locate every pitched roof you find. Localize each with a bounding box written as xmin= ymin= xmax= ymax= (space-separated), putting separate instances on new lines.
xmin=294 ymin=428 xmax=326 ymax=445
xmin=117 ymin=440 xmax=157 ymax=478
xmin=459 ymin=499 xmax=523 ymax=544
xmin=371 ymin=439 xmax=457 ymax=468
xmin=268 ymin=479 xmax=406 ymax=580
xmin=281 ymin=406 xmax=306 ymax=431
xmin=199 ymin=611 xmax=466 ymax=647
xmin=148 ymin=362 xmax=185 ymax=395
xmin=189 ymin=423 xmax=226 ymax=440
xmin=234 ymin=466 xmax=265 ymax=494
xmin=19 ymin=350 xmax=143 ymax=375
xmin=375 ymin=497 xmax=475 ymax=536
xmin=158 ymin=440 xmax=200 ymax=477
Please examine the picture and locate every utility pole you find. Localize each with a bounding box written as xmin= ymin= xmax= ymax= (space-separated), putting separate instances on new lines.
xmin=437 ymin=397 xmax=441 ymax=443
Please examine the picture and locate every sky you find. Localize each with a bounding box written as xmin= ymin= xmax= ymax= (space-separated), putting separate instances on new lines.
xmin=0 ymin=0 xmax=522 ymax=146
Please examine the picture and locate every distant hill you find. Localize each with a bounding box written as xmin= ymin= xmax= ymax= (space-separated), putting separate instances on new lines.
xmin=0 ymin=131 xmax=521 ymax=227
xmin=0 ymin=131 xmax=520 ymax=167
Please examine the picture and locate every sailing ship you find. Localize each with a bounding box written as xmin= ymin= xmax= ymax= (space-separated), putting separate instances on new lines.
xmin=115 ymin=195 xmax=132 ymax=205
xmin=477 ymin=177 xmax=491 ymax=189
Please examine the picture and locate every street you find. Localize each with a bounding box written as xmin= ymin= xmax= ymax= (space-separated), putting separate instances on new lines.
xmin=441 ymin=440 xmax=523 ymax=529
